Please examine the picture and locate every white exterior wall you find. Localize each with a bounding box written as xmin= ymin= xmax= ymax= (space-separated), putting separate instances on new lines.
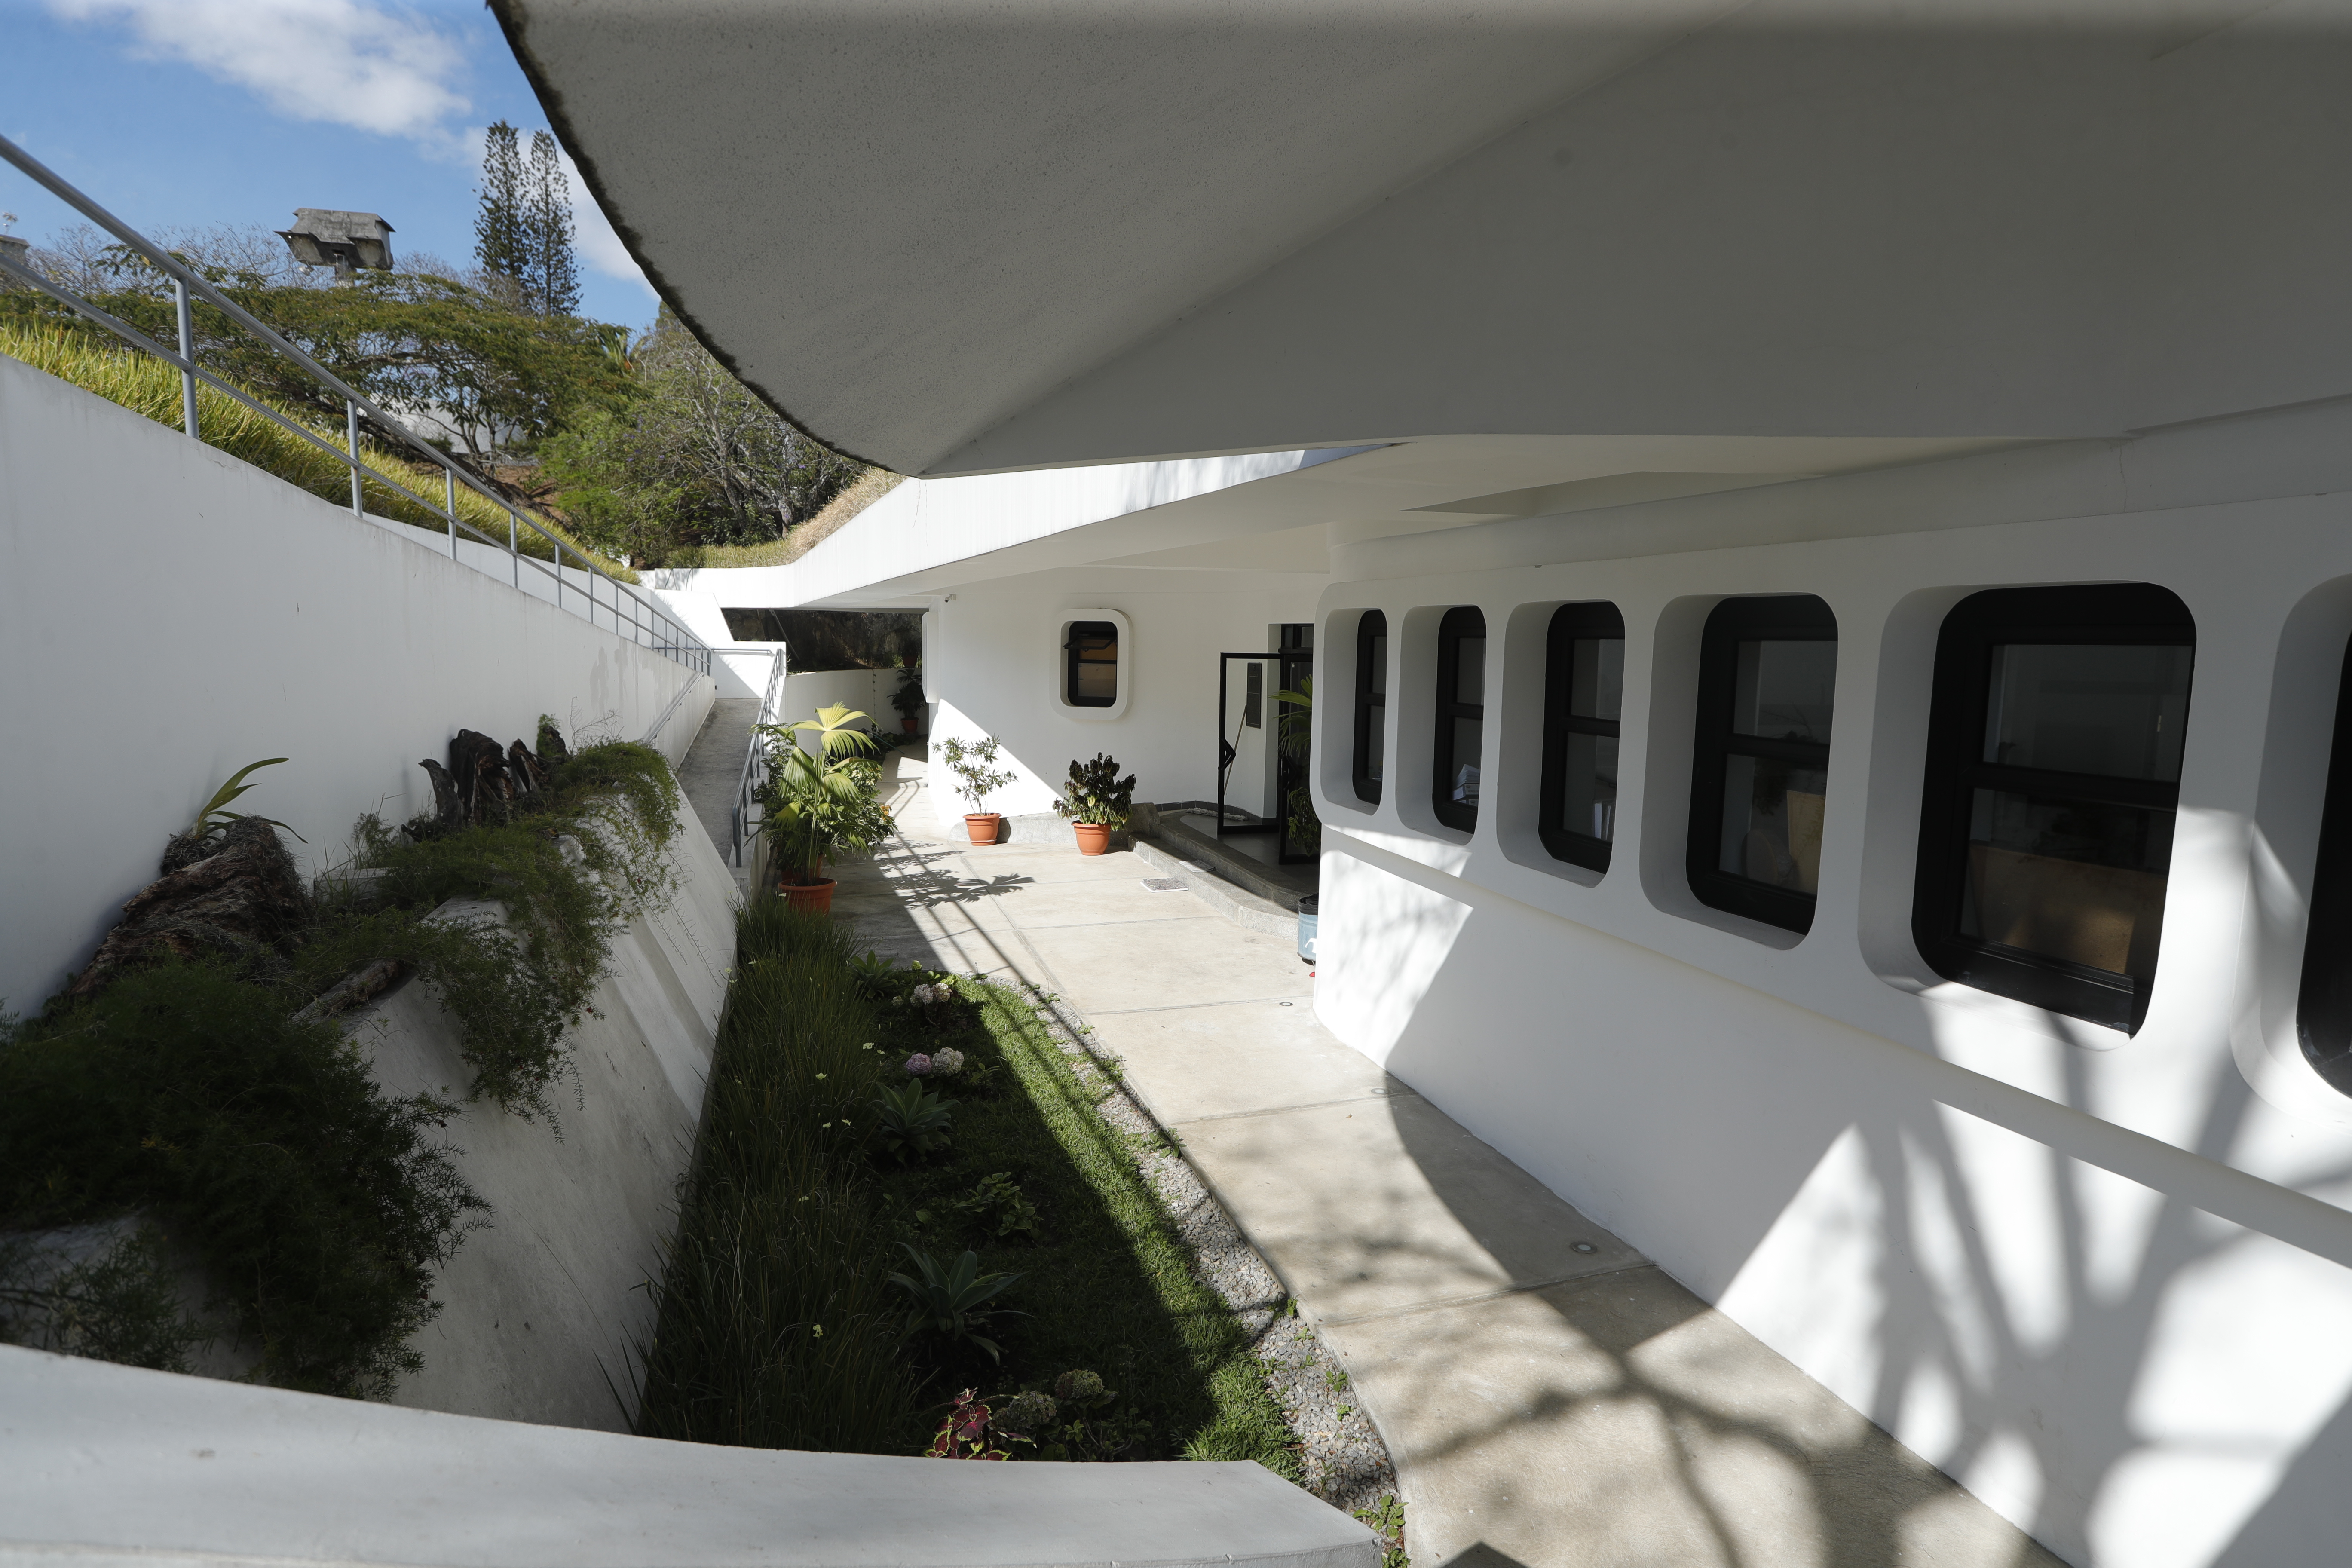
xmin=921 ymin=571 xmax=1320 ymax=831
xmin=1308 ymin=403 xmax=2352 ymax=1568
xmin=0 ymin=354 xmax=711 ymax=1014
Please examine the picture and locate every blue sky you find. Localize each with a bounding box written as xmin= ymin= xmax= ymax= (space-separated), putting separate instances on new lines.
xmin=0 ymin=0 xmax=660 ymax=329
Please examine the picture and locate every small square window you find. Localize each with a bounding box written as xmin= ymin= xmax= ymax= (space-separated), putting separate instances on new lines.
xmin=1688 ymin=596 xmax=1838 ymax=933
xmin=1065 ymin=620 xmax=1117 ymax=708
xmin=1539 ymin=602 xmax=1625 ymax=872
xmin=1912 ymin=584 xmax=2194 ymax=1032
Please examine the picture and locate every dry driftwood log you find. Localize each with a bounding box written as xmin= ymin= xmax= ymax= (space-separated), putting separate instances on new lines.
xmin=507 ymin=739 xmax=546 ymax=794
xmin=447 ymin=730 xmax=507 ymax=824
xmin=418 ymin=758 xmax=461 ymax=826
xmin=536 ymin=718 xmax=570 ymax=767
xmin=68 ymin=817 xmax=309 ymax=1001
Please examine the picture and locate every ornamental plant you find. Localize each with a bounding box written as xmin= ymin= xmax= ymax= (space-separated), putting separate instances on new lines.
xmin=888 ymin=1245 xmax=1026 ymax=1363
xmin=1054 ymin=753 xmax=1136 ymax=829
xmin=940 ymin=735 xmax=1015 ymax=814
xmin=871 ymin=1078 xmax=956 ymax=1160
xmin=758 ymin=705 xmax=892 ymax=886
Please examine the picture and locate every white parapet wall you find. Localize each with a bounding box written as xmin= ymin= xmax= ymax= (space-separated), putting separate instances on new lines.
xmin=0 ymin=1344 xmax=1379 ymax=1568
xmin=0 ymin=351 xmax=714 ymax=1014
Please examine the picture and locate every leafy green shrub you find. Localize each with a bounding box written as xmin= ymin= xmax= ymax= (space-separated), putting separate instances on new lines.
xmin=870 ymin=1080 xmax=956 ymax=1161
xmin=302 ymin=739 xmax=682 ymax=1119
xmin=888 ymin=1246 xmax=1026 ymax=1363
xmin=0 ymin=961 xmax=485 ymax=1396
xmin=1054 ymin=753 xmax=1136 ymax=829
xmin=0 ymin=1227 xmax=218 ymax=1374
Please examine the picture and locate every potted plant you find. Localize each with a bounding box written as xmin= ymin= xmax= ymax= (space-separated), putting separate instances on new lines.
xmin=940 ymin=735 xmax=1015 ymax=846
xmin=1055 ymin=753 xmax=1136 ymax=855
xmin=758 ymin=704 xmax=893 ymax=912
xmin=891 ymin=657 xmax=926 ymax=735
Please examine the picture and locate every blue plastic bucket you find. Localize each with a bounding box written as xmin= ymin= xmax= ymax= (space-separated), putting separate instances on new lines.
xmin=1297 ymin=894 xmax=1318 ymax=965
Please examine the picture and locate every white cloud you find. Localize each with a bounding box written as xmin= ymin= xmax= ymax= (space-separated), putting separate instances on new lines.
xmin=564 ymin=155 xmax=655 ymax=297
xmin=49 ymin=0 xmax=469 ymax=143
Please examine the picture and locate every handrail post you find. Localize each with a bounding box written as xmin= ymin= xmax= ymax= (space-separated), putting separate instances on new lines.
xmin=345 ymin=400 xmax=362 ymax=518
xmin=508 ymin=511 xmax=519 ymax=588
xmin=171 ymin=279 xmax=197 ymax=438
xmin=445 ymin=468 xmax=458 ymax=559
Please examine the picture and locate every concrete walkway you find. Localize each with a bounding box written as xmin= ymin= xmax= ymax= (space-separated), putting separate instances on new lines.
xmin=676 ymin=697 xmax=761 ymax=892
xmin=833 ymin=754 xmax=2059 ymax=1568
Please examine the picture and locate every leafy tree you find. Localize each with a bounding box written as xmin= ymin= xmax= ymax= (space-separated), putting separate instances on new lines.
xmin=541 ymin=311 xmax=863 ymax=562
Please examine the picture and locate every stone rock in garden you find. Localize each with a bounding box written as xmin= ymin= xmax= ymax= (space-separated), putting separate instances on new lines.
xmin=418 ymin=758 xmax=462 ymax=826
xmin=68 ymin=816 xmax=309 ymax=1001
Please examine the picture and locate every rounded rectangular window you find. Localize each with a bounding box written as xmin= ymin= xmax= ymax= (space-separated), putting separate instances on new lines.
xmin=1539 ymin=602 xmax=1626 ymax=872
xmin=1912 ymin=584 xmax=2193 ymax=1032
xmin=1689 ymin=595 xmax=1838 ymax=933
xmin=2299 ymin=634 xmax=2352 ymax=1096
xmin=1352 ymin=610 xmax=1387 ymax=804
xmin=1065 ymin=620 xmax=1118 ymax=707
xmin=1432 ymin=607 xmax=1486 ymax=832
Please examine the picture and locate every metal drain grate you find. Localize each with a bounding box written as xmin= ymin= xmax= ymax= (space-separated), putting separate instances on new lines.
xmin=1140 ymin=877 xmax=1188 ymax=891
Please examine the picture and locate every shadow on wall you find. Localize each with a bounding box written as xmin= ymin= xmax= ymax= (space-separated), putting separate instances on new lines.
xmin=1329 ymin=845 xmax=2352 ymax=1568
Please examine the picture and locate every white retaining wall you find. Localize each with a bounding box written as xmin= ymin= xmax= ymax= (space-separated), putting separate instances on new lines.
xmin=0 ymin=352 xmax=713 ymax=1014
xmin=371 ymin=818 xmax=735 ymax=1429
xmin=1308 ymin=404 xmax=2352 ymax=1568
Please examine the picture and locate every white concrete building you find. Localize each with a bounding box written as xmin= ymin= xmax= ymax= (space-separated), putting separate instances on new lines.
xmin=509 ymin=3 xmax=2352 ymax=1563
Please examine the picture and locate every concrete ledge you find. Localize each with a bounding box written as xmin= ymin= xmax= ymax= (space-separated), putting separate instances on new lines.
xmin=1133 ymin=836 xmax=1303 ymax=941
xmin=0 ymin=1345 xmax=1378 ymax=1568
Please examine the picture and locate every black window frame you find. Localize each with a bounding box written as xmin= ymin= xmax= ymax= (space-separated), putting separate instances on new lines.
xmin=2300 ymin=633 xmax=2352 ymax=1095
xmin=1539 ymin=601 xmax=1627 ymax=873
xmin=1688 ymin=594 xmax=1839 ymax=934
xmin=1911 ymin=583 xmax=2195 ymax=1034
xmin=1432 ymin=607 xmax=1487 ymax=833
xmin=1352 ymin=610 xmax=1387 ymax=805
xmin=1064 ymin=619 xmax=1118 ymax=709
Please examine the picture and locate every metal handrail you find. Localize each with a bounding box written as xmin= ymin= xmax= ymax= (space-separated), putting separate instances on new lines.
xmin=729 ymin=649 xmax=790 ymax=869
xmin=0 ymin=133 xmax=710 ymax=676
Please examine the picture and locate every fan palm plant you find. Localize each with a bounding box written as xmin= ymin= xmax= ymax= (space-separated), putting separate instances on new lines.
xmin=758 ymin=705 xmax=892 ymax=886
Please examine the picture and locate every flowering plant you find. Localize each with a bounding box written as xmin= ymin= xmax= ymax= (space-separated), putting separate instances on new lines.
xmin=905 ymin=1052 xmax=934 ymax=1076
xmin=930 ymin=1046 xmax=965 ymax=1075
xmin=925 ymin=1390 xmax=1009 ymax=1460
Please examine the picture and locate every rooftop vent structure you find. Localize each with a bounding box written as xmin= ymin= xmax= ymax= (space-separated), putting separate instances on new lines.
xmin=276 ymin=209 xmax=394 ymax=282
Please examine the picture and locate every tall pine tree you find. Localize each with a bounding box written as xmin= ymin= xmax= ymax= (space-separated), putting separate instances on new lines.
xmin=473 ymin=121 xmax=528 ymax=306
xmin=526 ymin=131 xmax=580 ymax=318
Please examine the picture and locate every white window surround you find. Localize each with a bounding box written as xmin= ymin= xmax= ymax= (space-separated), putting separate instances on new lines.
xmin=1053 ymin=608 xmax=1132 ymax=720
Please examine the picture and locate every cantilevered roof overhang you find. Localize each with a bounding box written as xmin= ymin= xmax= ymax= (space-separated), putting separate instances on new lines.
xmin=499 ymin=1 xmax=2352 ymax=478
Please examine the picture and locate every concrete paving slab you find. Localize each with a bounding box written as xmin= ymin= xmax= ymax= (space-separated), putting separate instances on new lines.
xmin=1322 ymin=1271 xmax=2062 ymax=1568
xmin=1090 ymin=1003 xmax=1407 ymax=1124
xmin=1016 ymin=916 xmax=1316 ymax=1013
xmin=950 ymin=844 xmax=1156 ymax=883
xmin=1179 ymin=1096 xmax=1645 ymax=1320
xmin=987 ymin=875 xmax=1221 ymax=930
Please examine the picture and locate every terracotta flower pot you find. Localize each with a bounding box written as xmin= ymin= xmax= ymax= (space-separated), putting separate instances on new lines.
xmin=781 ymin=878 xmax=836 ymax=915
xmin=902 ymin=718 xmax=919 ymax=734
xmin=965 ymin=813 xmax=1003 ymax=846
xmin=1072 ymin=822 xmax=1112 ymax=856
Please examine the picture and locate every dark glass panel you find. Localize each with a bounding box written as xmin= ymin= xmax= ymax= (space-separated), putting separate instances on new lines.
xmin=1983 ymin=643 xmax=2190 ymax=782
xmin=1720 ymin=754 xmax=1827 ymax=894
xmin=1959 ymin=789 xmax=2172 ymax=977
xmin=1732 ymin=640 xmax=1836 ymax=743
xmin=1563 ymin=732 xmax=1618 ymax=842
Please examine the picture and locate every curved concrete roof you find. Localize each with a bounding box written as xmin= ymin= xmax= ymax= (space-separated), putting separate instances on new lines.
xmin=499 ymin=2 xmax=2352 ymax=476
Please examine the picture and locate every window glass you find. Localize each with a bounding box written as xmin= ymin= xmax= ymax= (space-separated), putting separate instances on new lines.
xmin=1067 ymin=620 xmax=1117 ymax=707
xmin=1720 ymin=756 xmax=1827 ymax=894
xmin=1960 ymin=790 xmax=2171 ymax=976
xmin=1456 ymin=637 xmax=1485 ymax=705
xmin=1353 ymin=611 xmax=1387 ymax=804
xmin=1541 ymin=604 xmax=1627 ymax=872
xmin=1569 ymin=638 xmax=1623 ymax=721
xmin=1562 ymin=732 xmax=1619 ymax=842
xmin=1687 ymin=595 xmax=1837 ymax=932
xmin=1910 ymin=584 xmax=2193 ymax=1032
xmin=1732 ymin=640 xmax=1836 ymax=743
xmin=1983 ymin=644 xmax=2189 ymax=781
xmin=1433 ymin=607 xmax=1486 ymax=831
